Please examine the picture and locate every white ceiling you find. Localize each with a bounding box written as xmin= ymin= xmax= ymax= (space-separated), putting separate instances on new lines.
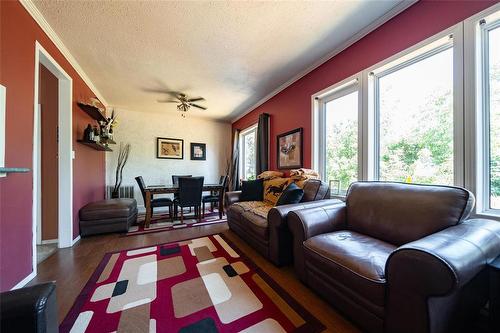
xmin=33 ymin=0 xmax=406 ymax=121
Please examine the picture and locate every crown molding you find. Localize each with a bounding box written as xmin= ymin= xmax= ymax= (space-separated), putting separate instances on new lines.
xmin=230 ymin=0 xmax=418 ymax=123
xmin=19 ymin=0 xmax=109 ymax=106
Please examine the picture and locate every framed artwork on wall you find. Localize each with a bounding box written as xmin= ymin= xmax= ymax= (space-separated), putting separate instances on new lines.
xmin=277 ymin=127 xmax=303 ymax=169
xmin=190 ymin=142 xmax=206 ymax=160
xmin=157 ymin=137 xmax=184 ymax=159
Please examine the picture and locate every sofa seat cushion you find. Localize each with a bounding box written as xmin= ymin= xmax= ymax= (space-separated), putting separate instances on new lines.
xmin=230 ymin=201 xmax=269 ymax=216
xmin=304 ymin=231 xmax=396 ymax=306
xmin=79 ymin=199 xmax=137 ymax=220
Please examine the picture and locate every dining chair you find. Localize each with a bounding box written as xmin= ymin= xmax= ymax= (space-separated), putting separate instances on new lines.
xmin=177 ymin=176 xmax=204 ymax=223
xmin=172 ymin=175 xmax=192 ymax=216
xmin=202 ymin=175 xmax=228 ymax=218
xmin=135 ymin=176 xmax=173 ymax=222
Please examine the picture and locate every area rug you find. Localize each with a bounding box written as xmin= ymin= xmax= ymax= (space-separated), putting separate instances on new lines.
xmin=125 ymin=210 xmax=227 ymax=236
xmin=60 ymin=234 xmax=324 ymax=333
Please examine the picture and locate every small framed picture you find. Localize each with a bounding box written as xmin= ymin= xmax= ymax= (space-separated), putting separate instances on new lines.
xmin=190 ymin=143 xmax=206 ymax=161
xmin=277 ymin=127 xmax=303 ymax=169
xmin=157 ymin=137 xmax=184 ymax=159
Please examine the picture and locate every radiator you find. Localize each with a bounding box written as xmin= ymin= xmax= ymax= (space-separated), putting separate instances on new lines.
xmin=106 ymin=185 xmax=135 ymax=199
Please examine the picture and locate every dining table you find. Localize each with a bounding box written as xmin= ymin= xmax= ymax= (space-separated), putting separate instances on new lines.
xmin=143 ymin=183 xmax=225 ymax=228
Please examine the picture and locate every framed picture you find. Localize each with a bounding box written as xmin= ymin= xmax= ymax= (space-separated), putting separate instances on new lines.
xmin=277 ymin=127 xmax=303 ymax=169
xmin=190 ymin=143 xmax=206 ymax=161
xmin=156 ymin=137 xmax=184 ymax=159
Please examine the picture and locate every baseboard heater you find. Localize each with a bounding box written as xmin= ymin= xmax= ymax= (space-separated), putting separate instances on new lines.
xmin=106 ymin=185 xmax=135 ymax=199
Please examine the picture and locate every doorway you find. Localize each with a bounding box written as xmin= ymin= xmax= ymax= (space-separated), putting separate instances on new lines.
xmin=32 ymin=42 xmax=73 ymax=274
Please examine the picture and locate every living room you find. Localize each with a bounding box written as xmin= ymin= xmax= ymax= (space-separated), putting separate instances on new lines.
xmin=1 ymin=1 xmax=500 ymax=333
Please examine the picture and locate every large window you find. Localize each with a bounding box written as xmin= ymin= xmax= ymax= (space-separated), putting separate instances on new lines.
xmin=480 ymin=14 xmax=500 ymax=210
xmin=321 ymin=85 xmax=359 ymax=194
xmin=239 ymin=125 xmax=257 ymax=180
xmin=373 ymin=42 xmax=455 ymax=185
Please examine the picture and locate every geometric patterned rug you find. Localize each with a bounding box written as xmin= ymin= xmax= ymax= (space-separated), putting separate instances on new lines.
xmin=125 ymin=210 xmax=227 ymax=237
xmin=60 ymin=234 xmax=324 ymax=332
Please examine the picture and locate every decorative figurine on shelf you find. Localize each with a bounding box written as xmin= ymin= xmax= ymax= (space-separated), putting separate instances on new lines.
xmin=93 ymin=125 xmax=100 ymax=143
xmin=83 ymin=124 xmax=93 ymax=142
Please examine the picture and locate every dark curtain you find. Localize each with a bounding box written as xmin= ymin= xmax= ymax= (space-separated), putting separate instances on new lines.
xmin=256 ymin=113 xmax=270 ymax=175
xmin=230 ymin=129 xmax=241 ymax=191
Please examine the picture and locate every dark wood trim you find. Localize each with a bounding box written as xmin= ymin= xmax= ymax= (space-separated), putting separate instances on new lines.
xmin=77 ymin=102 xmax=107 ymax=122
xmin=77 ymin=140 xmax=112 ymax=152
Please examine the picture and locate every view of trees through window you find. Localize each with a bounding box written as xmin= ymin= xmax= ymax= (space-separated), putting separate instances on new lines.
xmin=325 ymin=91 xmax=358 ymax=194
xmin=488 ymin=25 xmax=500 ymax=209
xmin=378 ymin=47 xmax=454 ymax=185
xmin=242 ymin=129 xmax=256 ymax=180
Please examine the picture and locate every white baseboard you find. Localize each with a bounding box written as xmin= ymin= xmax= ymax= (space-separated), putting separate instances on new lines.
xmin=41 ymin=239 xmax=58 ymax=245
xmin=71 ymin=235 xmax=81 ymax=246
xmin=11 ymin=271 xmax=36 ymax=290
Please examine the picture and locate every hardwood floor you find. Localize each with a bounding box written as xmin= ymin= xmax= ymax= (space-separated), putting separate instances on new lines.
xmin=30 ymin=223 xmax=360 ymax=333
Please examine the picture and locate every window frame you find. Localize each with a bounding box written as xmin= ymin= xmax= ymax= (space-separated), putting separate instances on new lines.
xmin=312 ymin=74 xmax=363 ymax=188
xmin=365 ymin=24 xmax=464 ymax=186
xmin=239 ymin=124 xmax=258 ymax=181
xmin=465 ymin=4 xmax=500 ymax=219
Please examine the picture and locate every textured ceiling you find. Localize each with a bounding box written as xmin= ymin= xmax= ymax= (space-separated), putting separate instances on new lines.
xmin=33 ymin=0 xmax=404 ymax=121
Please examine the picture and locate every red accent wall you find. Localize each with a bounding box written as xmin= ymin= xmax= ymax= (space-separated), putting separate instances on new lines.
xmin=232 ymin=0 xmax=498 ymax=170
xmin=0 ymin=1 xmax=106 ymax=291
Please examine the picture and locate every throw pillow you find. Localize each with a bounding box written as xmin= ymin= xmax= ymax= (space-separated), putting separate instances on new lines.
xmin=276 ymin=183 xmax=304 ymax=206
xmin=263 ymin=177 xmax=292 ymax=205
xmin=240 ymin=179 xmax=264 ymax=201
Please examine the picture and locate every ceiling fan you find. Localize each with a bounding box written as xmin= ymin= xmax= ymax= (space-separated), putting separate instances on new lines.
xmin=157 ymin=91 xmax=207 ymax=117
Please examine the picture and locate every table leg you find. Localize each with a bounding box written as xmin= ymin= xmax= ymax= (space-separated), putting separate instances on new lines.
xmin=145 ymin=191 xmax=152 ymax=228
xmin=218 ymin=191 xmax=223 ymax=219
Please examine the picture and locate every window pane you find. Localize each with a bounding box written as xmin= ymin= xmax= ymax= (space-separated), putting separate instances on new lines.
xmin=325 ymin=91 xmax=358 ymax=194
xmin=489 ymin=26 xmax=500 ymax=209
xmin=243 ymin=131 xmax=256 ymax=180
xmin=378 ymin=47 xmax=454 ymax=185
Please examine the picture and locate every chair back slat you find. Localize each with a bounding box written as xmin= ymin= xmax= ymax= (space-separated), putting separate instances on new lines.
xmin=135 ymin=176 xmax=147 ymax=203
xmin=172 ymin=175 xmax=192 ymax=186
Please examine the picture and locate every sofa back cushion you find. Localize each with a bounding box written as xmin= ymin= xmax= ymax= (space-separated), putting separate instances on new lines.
xmin=301 ymin=179 xmax=330 ymax=202
xmin=346 ymin=182 xmax=474 ymax=245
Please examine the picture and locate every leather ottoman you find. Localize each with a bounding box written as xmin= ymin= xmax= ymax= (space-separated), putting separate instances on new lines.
xmin=79 ymin=199 xmax=138 ymax=236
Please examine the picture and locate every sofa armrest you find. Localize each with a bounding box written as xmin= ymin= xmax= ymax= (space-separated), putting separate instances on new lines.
xmin=225 ymin=191 xmax=242 ymax=208
xmin=267 ymin=199 xmax=342 ymax=266
xmin=288 ymin=203 xmax=346 ymax=280
xmin=385 ymin=219 xmax=500 ymax=333
xmin=0 ymin=282 xmax=58 ymax=333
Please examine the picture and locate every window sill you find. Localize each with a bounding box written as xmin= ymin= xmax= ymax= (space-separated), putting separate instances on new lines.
xmin=472 ymin=211 xmax=500 ymax=222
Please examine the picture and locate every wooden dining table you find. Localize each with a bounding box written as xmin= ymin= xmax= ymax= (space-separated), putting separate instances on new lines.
xmin=143 ymin=184 xmax=224 ymax=228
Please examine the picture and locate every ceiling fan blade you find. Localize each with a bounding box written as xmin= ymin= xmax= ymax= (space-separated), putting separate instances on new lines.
xmin=157 ymin=99 xmax=179 ymax=103
xmin=187 ymin=97 xmax=205 ymax=102
xmin=189 ymin=103 xmax=207 ymax=110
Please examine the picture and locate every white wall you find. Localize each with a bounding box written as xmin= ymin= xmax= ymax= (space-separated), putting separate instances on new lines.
xmin=106 ymin=108 xmax=232 ymax=208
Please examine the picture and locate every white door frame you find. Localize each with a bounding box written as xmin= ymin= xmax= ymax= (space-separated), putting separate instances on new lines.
xmin=32 ymin=41 xmax=73 ymax=275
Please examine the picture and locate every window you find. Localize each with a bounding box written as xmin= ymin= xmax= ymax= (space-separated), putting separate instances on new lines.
xmin=239 ymin=125 xmax=257 ymax=180
xmin=317 ymin=80 xmax=360 ymax=195
xmin=478 ymin=11 xmax=500 ymax=211
xmin=371 ymin=36 xmax=456 ymax=185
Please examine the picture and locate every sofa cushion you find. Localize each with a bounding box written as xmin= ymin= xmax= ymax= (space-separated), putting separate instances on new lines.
xmin=240 ymin=179 xmax=264 ymax=201
xmin=79 ymin=199 xmax=137 ymax=220
xmin=304 ymin=231 xmax=396 ymax=306
xmin=301 ymin=179 xmax=330 ymax=202
xmin=276 ymin=183 xmax=304 ymax=206
xmin=346 ymin=182 xmax=475 ymax=246
xmin=240 ymin=210 xmax=271 ymax=239
xmin=229 ymin=201 xmax=268 ymax=216
xmin=263 ymin=177 xmax=292 ymax=205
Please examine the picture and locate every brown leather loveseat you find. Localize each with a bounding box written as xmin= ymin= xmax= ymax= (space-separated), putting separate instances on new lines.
xmin=225 ymin=179 xmax=339 ymax=266
xmin=288 ymin=181 xmax=500 ymax=333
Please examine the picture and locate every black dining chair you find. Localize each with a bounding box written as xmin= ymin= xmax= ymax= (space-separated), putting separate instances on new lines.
xmin=177 ymin=176 xmax=204 ymax=223
xmin=135 ymin=176 xmax=173 ymax=222
xmin=202 ymin=175 xmax=228 ymax=218
xmin=172 ymin=175 xmax=192 ymax=216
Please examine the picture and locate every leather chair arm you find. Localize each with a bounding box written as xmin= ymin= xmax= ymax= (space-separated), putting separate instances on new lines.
xmin=0 ymin=282 xmax=58 ymax=333
xmin=288 ymin=203 xmax=346 ymax=280
xmin=267 ymin=199 xmax=342 ymax=266
xmin=385 ymin=219 xmax=500 ymax=333
xmin=224 ymin=191 xmax=242 ymax=208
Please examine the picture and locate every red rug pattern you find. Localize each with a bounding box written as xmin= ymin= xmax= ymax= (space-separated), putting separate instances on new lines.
xmin=60 ymin=234 xmax=324 ymax=332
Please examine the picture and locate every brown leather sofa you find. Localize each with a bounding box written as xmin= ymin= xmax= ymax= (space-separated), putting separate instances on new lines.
xmin=225 ymin=179 xmax=339 ymax=266
xmin=288 ymin=181 xmax=500 ymax=333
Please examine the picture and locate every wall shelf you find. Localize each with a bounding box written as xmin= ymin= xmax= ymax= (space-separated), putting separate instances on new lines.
xmin=77 ymin=102 xmax=107 ymax=122
xmin=77 ymin=140 xmax=112 ymax=152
